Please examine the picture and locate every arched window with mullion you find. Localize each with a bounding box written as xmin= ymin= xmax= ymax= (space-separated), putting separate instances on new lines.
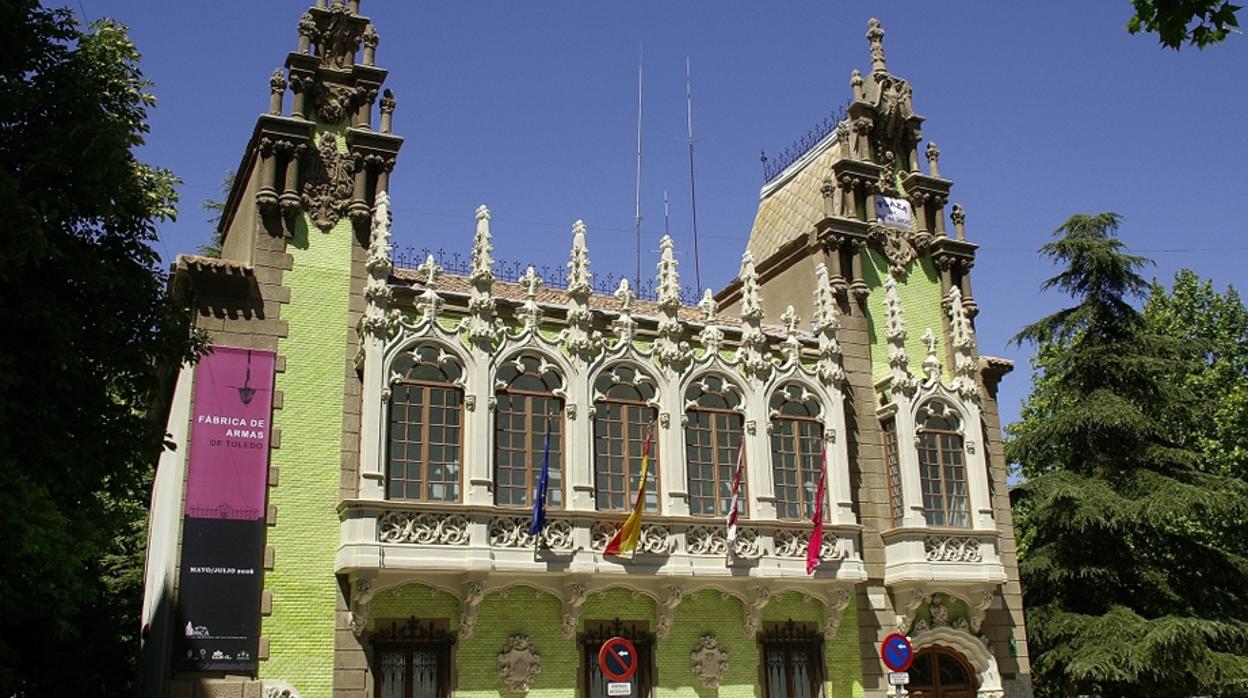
xmin=494 ymin=354 xmax=564 ymax=509
xmin=387 ymin=345 xmax=464 ymax=502
xmin=684 ymin=374 xmax=745 ymax=518
xmin=916 ymin=398 xmax=970 ymax=527
xmin=769 ymin=384 xmax=826 ymax=522
xmin=593 ymin=365 xmax=659 ymax=512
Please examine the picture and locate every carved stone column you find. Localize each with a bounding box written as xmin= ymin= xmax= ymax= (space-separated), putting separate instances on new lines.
xmin=362 ymin=24 xmax=378 ymax=66
xmin=348 ymin=150 xmax=371 ymax=226
xmin=279 ymin=143 xmax=303 ymax=219
xmin=269 ymin=68 xmax=286 ymax=116
xmin=379 ymin=89 xmax=396 ymax=134
xmin=256 ymin=137 xmax=279 ymax=214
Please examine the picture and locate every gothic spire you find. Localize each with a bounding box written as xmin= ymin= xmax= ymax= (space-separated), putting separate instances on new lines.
xmin=883 ymin=274 xmax=914 ymax=391
xmin=739 ymin=251 xmax=764 ymax=322
xmin=948 ymin=285 xmax=979 ymax=400
xmin=466 ymin=205 xmax=499 ymax=346
xmin=656 ymin=235 xmax=681 ymax=310
xmin=866 ymin=18 xmax=888 ymax=73
xmin=653 ymin=235 xmax=687 ymax=369
xmin=812 ymin=263 xmax=845 ymax=384
xmin=562 ymin=220 xmax=599 ymax=360
xmin=567 ymin=220 xmax=592 ymax=297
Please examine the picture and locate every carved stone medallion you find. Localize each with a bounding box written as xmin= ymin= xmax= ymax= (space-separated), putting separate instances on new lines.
xmin=689 ymin=634 xmax=729 ymax=687
xmin=497 ymin=635 xmax=542 ymax=693
xmin=867 ymin=222 xmax=916 ymax=276
xmin=301 ymin=133 xmax=356 ymax=233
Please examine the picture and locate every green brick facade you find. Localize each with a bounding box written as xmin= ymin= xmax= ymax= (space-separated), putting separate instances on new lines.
xmin=861 ymin=250 xmax=949 ymax=388
xmin=259 ymin=132 xmax=356 ymax=696
xmin=361 ymin=584 xmax=864 ymax=698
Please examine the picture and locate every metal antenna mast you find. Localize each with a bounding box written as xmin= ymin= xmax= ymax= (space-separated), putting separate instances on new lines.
xmin=663 ymin=191 xmax=671 ymax=238
xmin=634 ymin=44 xmax=644 ymax=291
xmin=686 ymin=57 xmax=703 ymax=291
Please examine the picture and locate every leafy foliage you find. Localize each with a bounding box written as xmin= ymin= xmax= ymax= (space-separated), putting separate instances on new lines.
xmin=197 ymin=169 xmax=235 ymax=258
xmin=0 ymin=4 xmax=201 ymax=695
xmin=1128 ymin=0 xmax=1242 ymax=49
xmin=1008 ymin=214 xmax=1248 ymax=697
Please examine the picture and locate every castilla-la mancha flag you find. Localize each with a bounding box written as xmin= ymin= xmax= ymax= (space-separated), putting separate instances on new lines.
xmin=603 ymin=429 xmax=653 ymax=557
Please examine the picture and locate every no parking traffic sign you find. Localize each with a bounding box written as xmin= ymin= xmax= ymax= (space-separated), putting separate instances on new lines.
xmin=598 ymin=636 xmax=639 ymax=682
xmin=880 ymin=632 xmax=914 ymax=672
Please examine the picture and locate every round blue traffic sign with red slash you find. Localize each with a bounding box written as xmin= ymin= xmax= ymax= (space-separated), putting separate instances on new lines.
xmin=598 ymin=636 xmax=639 ymax=682
xmin=880 ymin=632 xmax=914 ymax=672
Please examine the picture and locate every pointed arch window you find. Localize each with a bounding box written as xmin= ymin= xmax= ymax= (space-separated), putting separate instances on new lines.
xmin=684 ymin=374 xmax=745 ymax=518
xmin=387 ymin=345 xmax=464 ymax=502
xmin=916 ymin=398 xmax=970 ymax=527
xmin=769 ymin=385 xmax=826 ymax=522
xmin=593 ymin=365 xmax=659 ymax=512
xmin=494 ymin=354 xmax=564 ymax=509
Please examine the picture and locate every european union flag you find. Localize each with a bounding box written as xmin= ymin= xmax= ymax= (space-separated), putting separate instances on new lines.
xmin=528 ymin=414 xmax=552 ymax=537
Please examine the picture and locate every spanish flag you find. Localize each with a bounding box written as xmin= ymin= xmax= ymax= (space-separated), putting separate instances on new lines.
xmin=603 ymin=429 xmax=653 ymax=557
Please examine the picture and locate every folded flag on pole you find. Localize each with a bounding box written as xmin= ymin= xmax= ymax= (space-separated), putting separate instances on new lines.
xmin=806 ymin=449 xmax=828 ymax=575
xmin=726 ymin=439 xmax=746 ymax=552
xmin=603 ymin=427 xmax=653 ymax=557
xmin=528 ymin=414 xmax=553 ymax=538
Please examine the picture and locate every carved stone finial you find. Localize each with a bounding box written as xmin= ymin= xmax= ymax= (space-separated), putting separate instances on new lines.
xmin=496 ymin=635 xmax=542 ymax=693
xmin=653 ymin=235 xmax=688 ymax=369
xmin=780 ymin=305 xmax=800 ymax=336
xmin=689 ymin=635 xmax=730 ymax=687
xmin=562 ymin=220 xmax=600 ymax=361
xmin=656 ymin=235 xmax=681 ymax=310
xmin=850 ymin=69 xmax=864 ymax=101
xmin=698 ymin=288 xmax=717 ymax=322
xmin=567 ymin=220 xmax=592 ymax=297
xmin=614 ymin=278 xmax=635 ymax=312
xmin=417 ymin=254 xmax=443 ymax=288
xmin=517 ymin=266 xmax=545 ymax=330
xmin=948 ymin=286 xmax=979 ymax=400
xmin=866 ymin=18 xmax=887 ymax=73
xmin=738 ymin=251 xmax=763 ymax=322
xmin=362 ymin=23 xmax=379 ymax=65
xmin=268 ymin=68 xmax=287 ymax=116
xmin=925 ymin=141 xmax=942 ymax=178
xmin=378 ymin=89 xmax=396 ymax=134
xmin=951 ymin=203 xmax=967 ymax=241
xmin=471 ymin=205 xmax=495 ymax=285
xmin=297 ymin=12 xmax=317 ymax=54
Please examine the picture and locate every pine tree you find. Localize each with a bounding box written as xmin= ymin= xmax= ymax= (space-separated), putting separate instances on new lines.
xmin=1008 ymin=214 xmax=1248 ymax=697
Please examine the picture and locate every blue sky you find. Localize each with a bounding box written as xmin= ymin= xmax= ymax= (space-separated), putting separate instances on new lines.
xmin=82 ymin=0 xmax=1246 ymax=433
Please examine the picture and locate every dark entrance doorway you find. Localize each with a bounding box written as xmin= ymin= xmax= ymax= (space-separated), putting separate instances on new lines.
xmin=907 ymin=647 xmax=978 ymax=698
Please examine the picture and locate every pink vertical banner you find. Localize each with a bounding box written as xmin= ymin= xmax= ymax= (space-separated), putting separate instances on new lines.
xmin=184 ymin=347 xmax=275 ymax=521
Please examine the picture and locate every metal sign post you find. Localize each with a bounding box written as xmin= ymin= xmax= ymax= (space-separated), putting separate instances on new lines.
xmin=880 ymin=633 xmax=914 ymax=698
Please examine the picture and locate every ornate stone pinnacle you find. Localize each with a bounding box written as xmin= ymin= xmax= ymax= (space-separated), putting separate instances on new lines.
xmin=867 ymin=18 xmax=887 ymax=73
xmin=270 ymin=68 xmax=286 ymax=94
xmin=470 ymin=204 xmax=495 ymax=284
xmin=921 ymin=328 xmax=942 ymax=383
xmin=739 ymin=251 xmax=763 ymax=322
xmin=297 ymin=12 xmax=317 ymax=54
xmin=656 ymin=235 xmax=680 ymax=309
xmin=948 ymin=285 xmax=978 ymax=399
xmin=925 ymin=142 xmax=942 ymax=178
xmin=698 ymin=288 xmax=717 ymax=322
xmin=567 ymin=219 xmax=591 ymax=296
xmin=951 ymin=203 xmax=967 ymax=241
xmin=812 ymin=263 xmax=841 ymax=334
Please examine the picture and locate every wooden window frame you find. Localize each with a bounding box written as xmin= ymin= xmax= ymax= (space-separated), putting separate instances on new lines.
xmin=493 ymin=387 xmax=565 ymax=510
xmin=770 ymin=404 xmax=826 ymax=522
xmin=916 ymin=412 xmax=970 ymax=529
xmin=684 ymin=405 xmax=745 ymax=519
xmin=592 ymin=395 xmax=659 ymax=513
xmin=386 ymin=378 xmax=465 ymax=503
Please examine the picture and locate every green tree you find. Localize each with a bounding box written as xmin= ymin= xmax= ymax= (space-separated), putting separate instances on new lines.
xmin=1144 ymin=269 xmax=1248 ymax=479
xmin=1008 ymin=214 xmax=1248 ymax=697
xmin=1128 ymin=0 xmax=1242 ymax=49
xmin=197 ymin=169 xmax=235 ymax=258
xmin=0 ymin=4 xmax=201 ymax=696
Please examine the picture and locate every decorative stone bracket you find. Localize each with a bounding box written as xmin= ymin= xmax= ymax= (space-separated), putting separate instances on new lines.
xmin=742 ymin=586 xmax=773 ymax=638
xmin=656 ymin=585 xmax=685 ymax=640
xmin=822 ymin=587 xmax=853 ymax=640
xmin=458 ymin=579 xmax=487 ymax=640
xmin=561 ymin=582 xmax=589 ymax=640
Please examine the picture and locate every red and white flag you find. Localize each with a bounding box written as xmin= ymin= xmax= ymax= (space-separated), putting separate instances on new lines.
xmin=726 ymin=439 xmax=746 ymax=550
xmin=806 ymin=449 xmax=828 ymax=575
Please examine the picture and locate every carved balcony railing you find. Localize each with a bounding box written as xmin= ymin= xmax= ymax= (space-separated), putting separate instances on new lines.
xmin=339 ymin=501 xmax=866 ymax=581
xmin=879 ymin=525 xmax=1005 ymax=588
